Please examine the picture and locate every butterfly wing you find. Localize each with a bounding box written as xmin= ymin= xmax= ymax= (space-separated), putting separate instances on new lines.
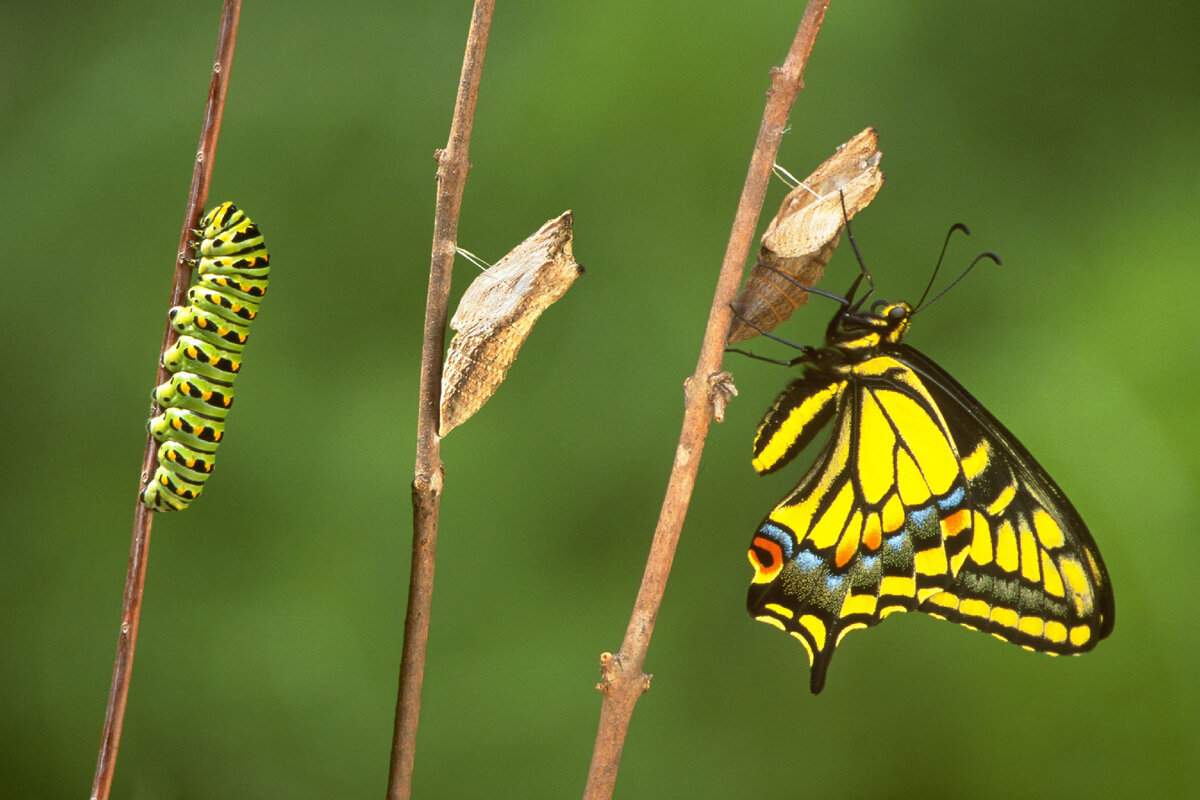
xmin=748 ymin=347 xmax=1113 ymax=693
xmin=896 ymin=345 xmax=1115 ymax=651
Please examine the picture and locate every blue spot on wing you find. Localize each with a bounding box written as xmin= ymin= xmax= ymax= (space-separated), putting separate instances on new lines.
xmin=795 ymin=550 xmax=821 ymax=571
xmin=937 ymin=485 xmax=966 ymax=512
xmin=825 ymin=573 xmax=846 ymax=591
xmin=885 ymin=532 xmax=906 ymax=550
xmin=860 ymin=554 xmax=879 ymax=571
xmin=758 ymin=522 xmax=795 ymax=558
xmin=910 ymin=505 xmax=936 ymax=527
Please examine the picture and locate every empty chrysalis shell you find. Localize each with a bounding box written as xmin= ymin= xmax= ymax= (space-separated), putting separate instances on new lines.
xmin=439 ymin=211 xmax=583 ymax=436
xmin=728 ymin=127 xmax=885 ymax=343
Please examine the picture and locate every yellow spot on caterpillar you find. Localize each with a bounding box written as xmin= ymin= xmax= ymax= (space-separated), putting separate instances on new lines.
xmin=799 ymin=615 xmax=827 ymax=651
xmin=995 ymin=520 xmax=1018 ymax=573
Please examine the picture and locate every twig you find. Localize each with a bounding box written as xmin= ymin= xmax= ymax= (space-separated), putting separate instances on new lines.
xmin=89 ymin=3 xmax=242 ymax=798
xmin=386 ymin=2 xmax=495 ymax=798
xmin=580 ymin=3 xmax=829 ymax=798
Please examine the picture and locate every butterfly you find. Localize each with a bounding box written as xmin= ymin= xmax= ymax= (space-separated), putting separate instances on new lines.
xmin=739 ymin=225 xmax=1115 ymax=694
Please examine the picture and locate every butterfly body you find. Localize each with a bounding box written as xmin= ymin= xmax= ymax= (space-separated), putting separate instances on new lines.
xmin=748 ymin=286 xmax=1114 ymax=693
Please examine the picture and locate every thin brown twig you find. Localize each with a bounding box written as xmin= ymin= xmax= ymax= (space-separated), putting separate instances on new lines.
xmin=90 ymin=3 xmax=242 ymax=798
xmin=581 ymin=3 xmax=830 ymax=798
xmin=386 ymin=2 xmax=495 ymax=798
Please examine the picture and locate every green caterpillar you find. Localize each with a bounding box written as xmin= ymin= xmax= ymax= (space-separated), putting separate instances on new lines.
xmin=142 ymin=202 xmax=269 ymax=512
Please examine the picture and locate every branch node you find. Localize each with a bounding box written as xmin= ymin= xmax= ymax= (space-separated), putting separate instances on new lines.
xmin=412 ymin=466 xmax=445 ymax=497
xmin=596 ymin=651 xmax=619 ymax=692
xmin=705 ymin=371 xmax=738 ymax=423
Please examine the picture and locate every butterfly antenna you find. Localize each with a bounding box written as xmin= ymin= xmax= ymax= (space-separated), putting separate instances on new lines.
xmin=915 ymin=250 xmax=1002 ymax=313
xmin=839 ymin=191 xmax=875 ymax=310
xmin=754 ymin=263 xmax=853 ymax=307
xmin=727 ymin=304 xmax=814 ymax=358
xmin=914 ymin=223 xmax=971 ymax=309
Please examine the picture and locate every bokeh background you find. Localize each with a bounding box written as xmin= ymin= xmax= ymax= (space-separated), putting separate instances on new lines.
xmin=3 ymin=2 xmax=1197 ymax=797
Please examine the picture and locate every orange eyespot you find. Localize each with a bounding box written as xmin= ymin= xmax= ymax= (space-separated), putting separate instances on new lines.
xmin=749 ymin=536 xmax=785 ymax=582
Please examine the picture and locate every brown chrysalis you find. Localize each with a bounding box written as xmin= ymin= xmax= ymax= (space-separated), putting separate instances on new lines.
xmin=439 ymin=211 xmax=583 ymax=437
xmin=728 ymin=127 xmax=884 ymax=343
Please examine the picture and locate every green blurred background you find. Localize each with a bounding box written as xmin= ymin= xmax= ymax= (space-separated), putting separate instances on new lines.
xmin=3 ymin=1 xmax=1197 ymax=797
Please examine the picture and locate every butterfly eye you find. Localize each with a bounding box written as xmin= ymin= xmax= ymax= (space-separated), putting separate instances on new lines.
xmin=887 ymin=305 xmax=907 ymax=321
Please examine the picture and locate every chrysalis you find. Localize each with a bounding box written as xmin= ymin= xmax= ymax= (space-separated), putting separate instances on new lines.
xmin=439 ymin=211 xmax=583 ymax=436
xmin=729 ymin=127 xmax=884 ymax=343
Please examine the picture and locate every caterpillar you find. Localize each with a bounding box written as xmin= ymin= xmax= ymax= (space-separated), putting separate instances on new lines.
xmin=141 ymin=202 xmax=269 ymax=512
